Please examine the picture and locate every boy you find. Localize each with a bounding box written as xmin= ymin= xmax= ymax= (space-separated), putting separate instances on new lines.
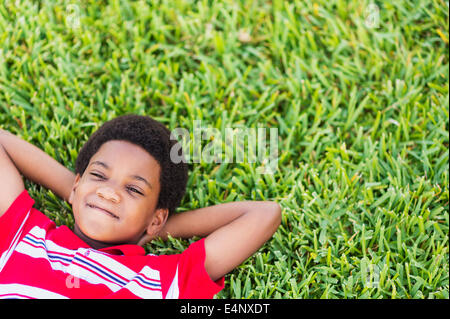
xmin=0 ymin=114 xmax=281 ymax=299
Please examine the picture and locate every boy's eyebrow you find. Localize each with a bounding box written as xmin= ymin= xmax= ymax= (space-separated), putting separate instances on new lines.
xmin=90 ymin=160 xmax=153 ymax=190
xmin=90 ymin=160 xmax=109 ymax=169
xmin=131 ymin=174 xmax=153 ymax=190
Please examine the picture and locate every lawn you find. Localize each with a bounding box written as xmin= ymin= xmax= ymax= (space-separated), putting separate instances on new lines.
xmin=0 ymin=0 xmax=448 ymax=299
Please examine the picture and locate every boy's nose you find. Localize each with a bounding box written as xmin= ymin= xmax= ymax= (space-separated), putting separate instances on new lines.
xmin=96 ymin=186 xmax=120 ymax=203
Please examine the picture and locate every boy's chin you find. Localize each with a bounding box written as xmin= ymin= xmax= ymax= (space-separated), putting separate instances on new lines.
xmin=73 ymin=222 xmax=116 ymax=249
xmin=73 ymin=221 xmax=144 ymax=249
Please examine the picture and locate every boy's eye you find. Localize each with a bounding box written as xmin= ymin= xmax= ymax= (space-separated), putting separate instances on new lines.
xmin=90 ymin=172 xmax=143 ymax=195
xmin=90 ymin=172 xmax=105 ymax=179
xmin=127 ymin=186 xmax=143 ymax=195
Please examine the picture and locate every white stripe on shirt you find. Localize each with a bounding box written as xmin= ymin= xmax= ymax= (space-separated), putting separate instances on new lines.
xmin=165 ymin=265 xmax=180 ymax=299
xmin=0 ymin=284 xmax=68 ymax=299
xmin=0 ymin=209 xmax=30 ymax=272
xmin=13 ymin=226 xmax=162 ymax=296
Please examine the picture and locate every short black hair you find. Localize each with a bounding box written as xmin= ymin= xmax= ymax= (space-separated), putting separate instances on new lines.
xmin=75 ymin=114 xmax=188 ymax=216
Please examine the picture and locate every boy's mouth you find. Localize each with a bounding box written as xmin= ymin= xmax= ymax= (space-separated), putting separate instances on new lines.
xmin=86 ymin=203 xmax=120 ymax=220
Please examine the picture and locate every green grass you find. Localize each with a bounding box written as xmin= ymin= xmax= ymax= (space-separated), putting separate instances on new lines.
xmin=0 ymin=0 xmax=448 ymax=299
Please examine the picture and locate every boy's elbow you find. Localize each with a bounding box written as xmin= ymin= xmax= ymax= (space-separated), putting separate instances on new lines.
xmin=265 ymin=201 xmax=282 ymax=230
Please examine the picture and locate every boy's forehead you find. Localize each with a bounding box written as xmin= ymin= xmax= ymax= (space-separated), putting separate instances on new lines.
xmin=90 ymin=140 xmax=161 ymax=176
xmin=94 ymin=140 xmax=152 ymax=159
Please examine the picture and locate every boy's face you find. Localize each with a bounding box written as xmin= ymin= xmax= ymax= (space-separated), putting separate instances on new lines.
xmin=68 ymin=140 xmax=167 ymax=248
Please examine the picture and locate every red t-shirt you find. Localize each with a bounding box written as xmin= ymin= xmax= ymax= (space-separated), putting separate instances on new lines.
xmin=0 ymin=190 xmax=224 ymax=299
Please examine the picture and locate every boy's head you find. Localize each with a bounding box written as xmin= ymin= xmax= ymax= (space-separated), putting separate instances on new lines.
xmin=68 ymin=114 xmax=188 ymax=248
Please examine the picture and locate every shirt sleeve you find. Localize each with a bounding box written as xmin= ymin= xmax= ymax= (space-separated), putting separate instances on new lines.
xmin=0 ymin=189 xmax=35 ymax=260
xmin=169 ymin=238 xmax=225 ymax=299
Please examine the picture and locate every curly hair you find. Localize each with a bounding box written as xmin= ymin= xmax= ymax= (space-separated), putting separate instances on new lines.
xmin=75 ymin=114 xmax=188 ymax=216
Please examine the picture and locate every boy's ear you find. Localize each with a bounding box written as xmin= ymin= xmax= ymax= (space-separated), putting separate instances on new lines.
xmin=68 ymin=173 xmax=81 ymax=205
xmin=138 ymin=208 xmax=169 ymax=245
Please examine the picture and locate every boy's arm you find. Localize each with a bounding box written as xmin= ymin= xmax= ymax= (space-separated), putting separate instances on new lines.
xmin=0 ymin=142 xmax=25 ymax=217
xmin=0 ymin=129 xmax=76 ymax=203
xmin=158 ymin=201 xmax=281 ymax=282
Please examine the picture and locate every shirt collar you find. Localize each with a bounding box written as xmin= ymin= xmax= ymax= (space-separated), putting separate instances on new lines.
xmin=99 ymin=244 xmax=146 ymax=256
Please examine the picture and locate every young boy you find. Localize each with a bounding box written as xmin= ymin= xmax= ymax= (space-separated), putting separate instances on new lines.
xmin=0 ymin=114 xmax=281 ymax=299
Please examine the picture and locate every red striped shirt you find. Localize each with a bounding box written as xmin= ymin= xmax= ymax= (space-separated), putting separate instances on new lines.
xmin=0 ymin=190 xmax=224 ymax=299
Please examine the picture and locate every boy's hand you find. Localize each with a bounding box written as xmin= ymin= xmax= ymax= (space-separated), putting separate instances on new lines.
xmin=158 ymin=201 xmax=282 ymax=282
xmin=0 ymin=129 xmax=76 ymax=203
